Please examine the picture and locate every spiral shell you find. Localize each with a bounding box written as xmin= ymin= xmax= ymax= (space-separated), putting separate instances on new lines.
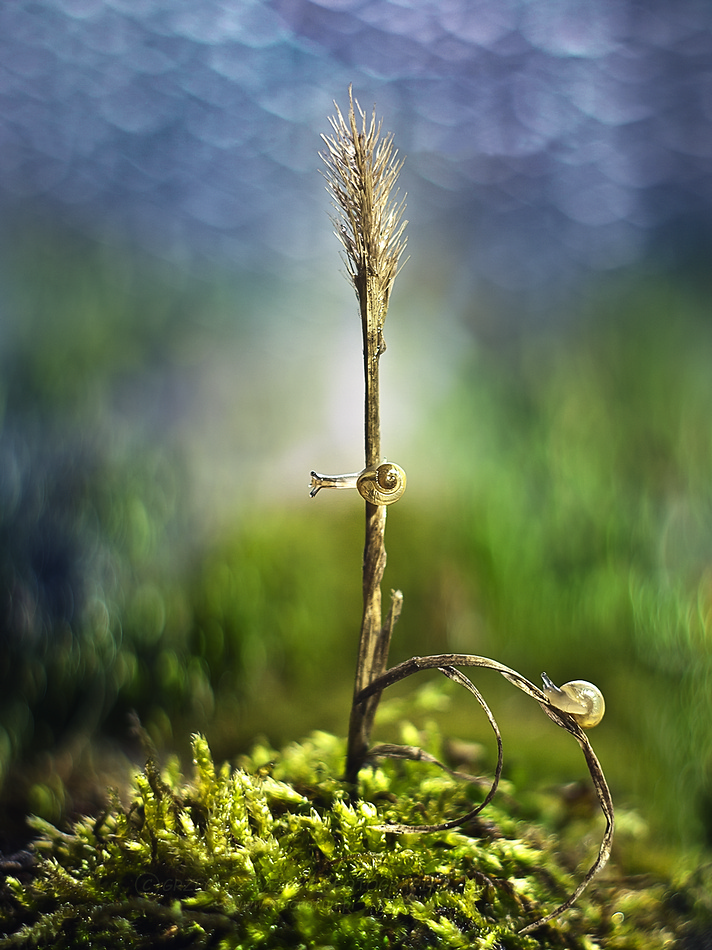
xmin=541 ymin=673 xmax=605 ymax=728
xmin=356 ymin=462 xmax=407 ymax=506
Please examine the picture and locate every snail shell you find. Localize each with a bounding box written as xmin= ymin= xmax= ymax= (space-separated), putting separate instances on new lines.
xmin=356 ymin=462 xmax=407 ymax=506
xmin=541 ymin=673 xmax=605 ymax=728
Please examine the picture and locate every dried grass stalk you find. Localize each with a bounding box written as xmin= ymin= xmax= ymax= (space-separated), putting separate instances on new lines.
xmin=321 ymin=88 xmax=408 ymax=784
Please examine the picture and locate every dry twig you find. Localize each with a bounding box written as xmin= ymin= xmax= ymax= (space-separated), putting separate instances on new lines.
xmin=320 ymin=87 xmax=408 ymax=784
xmin=355 ymin=653 xmax=615 ymax=934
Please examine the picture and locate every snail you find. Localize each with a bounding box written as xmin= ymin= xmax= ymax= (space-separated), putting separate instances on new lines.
xmin=356 ymin=462 xmax=407 ymax=505
xmin=310 ymin=461 xmax=406 ymax=506
xmin=541 ymin=673 xmax=605 ymax=728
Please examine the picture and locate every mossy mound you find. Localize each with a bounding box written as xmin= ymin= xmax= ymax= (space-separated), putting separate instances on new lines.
xmin=0 ymin=729 xmax=708 ymax=949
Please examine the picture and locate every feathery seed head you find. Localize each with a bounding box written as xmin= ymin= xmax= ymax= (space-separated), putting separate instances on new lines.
xmin=320 ymin=86 xmax=408 ymax=317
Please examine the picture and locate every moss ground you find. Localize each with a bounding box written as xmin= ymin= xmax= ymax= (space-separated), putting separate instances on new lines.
xmin=0 ymin=723 xmax=710 ymax=950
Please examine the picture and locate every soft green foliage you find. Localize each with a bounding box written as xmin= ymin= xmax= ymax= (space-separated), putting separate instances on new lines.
xmin=418 ymin=279 xmax=712 ymax=845
xmin=0 ymin=227 xmax=210 ymax=824
xmin=3 ymin=226 xmax=712 ymax=865
xmin=176 ymin=277 xmax=712 ymax=850
xmin=1 ymin=729 xmax=708 ymax=949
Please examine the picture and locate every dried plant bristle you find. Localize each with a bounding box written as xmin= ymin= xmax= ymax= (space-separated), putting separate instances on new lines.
xmin=320 ymin=86 xmax=408 ymax=313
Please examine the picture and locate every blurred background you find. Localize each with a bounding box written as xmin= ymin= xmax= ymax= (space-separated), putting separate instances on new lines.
xmin=2 ymin=0 xmax=712 ymax=864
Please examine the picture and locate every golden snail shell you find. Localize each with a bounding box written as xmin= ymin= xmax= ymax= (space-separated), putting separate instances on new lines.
xmin=541 ymin=673 xmax=605 ymax=728
xmin=356 ymin=462 xmax=407 ymax=506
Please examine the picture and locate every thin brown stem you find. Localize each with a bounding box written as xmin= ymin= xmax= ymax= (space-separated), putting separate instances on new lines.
xmin=320 ymin=87 xmax=407 ymax=785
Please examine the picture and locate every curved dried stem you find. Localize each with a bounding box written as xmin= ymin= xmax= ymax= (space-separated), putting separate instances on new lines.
xmin=367 ymin=666 xmax=503 ymax=834
xmin=354 ymin=653 xmax=614 ymax=935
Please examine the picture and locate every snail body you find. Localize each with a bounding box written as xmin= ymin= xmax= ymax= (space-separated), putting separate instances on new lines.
xmin=309 ymin=471 xmax=358 ymax=496
xmin=356 ymin=462 xmax=407 ymax=506
xmin=541 ymin=673 xmax=605 ymax=728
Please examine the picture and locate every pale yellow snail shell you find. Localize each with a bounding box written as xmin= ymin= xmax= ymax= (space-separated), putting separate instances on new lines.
xmin=356 ymin=462 xmax=407 ymax=506
xmin=541 ymin=673 xmax=605 ymax=728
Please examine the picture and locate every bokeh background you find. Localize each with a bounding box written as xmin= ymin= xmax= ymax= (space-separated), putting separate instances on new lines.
xmin=2 ymin=0 xmax=712 ymax=863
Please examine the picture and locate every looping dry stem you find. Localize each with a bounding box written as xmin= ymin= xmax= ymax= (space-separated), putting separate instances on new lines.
xmin=355 ymin=653 xmax=614 ymax=935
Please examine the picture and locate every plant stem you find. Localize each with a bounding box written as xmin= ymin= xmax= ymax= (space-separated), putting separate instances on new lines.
xmin=347 ymin=277 xmax=387 ymax=783
xmin=320 ymin=88 xmax=407 ymax=785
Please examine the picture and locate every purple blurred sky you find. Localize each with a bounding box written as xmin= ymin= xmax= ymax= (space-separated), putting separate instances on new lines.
xmin=2 ymin=0 xmax=711 ymax=304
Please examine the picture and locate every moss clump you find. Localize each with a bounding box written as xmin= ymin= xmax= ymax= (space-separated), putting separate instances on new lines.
xmin=0 ymin=730 xmax=708 ymax=949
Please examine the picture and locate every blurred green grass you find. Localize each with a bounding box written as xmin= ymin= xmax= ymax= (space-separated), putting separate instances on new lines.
xmin=1 ymin=228 xmax=711 ymax=865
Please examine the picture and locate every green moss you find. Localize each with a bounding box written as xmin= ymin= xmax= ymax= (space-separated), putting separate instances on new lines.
xmin=1 ymin=729 xmax=708 ymax=949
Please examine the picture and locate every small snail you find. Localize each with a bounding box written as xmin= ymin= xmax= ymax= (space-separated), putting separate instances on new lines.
xmin=310 ymin=461 xmax=406 ymax=506
xmin=541 ymin=673 xmax=605 ymax=728
xmin=356 ymin=462 xmax=407 ymax=506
